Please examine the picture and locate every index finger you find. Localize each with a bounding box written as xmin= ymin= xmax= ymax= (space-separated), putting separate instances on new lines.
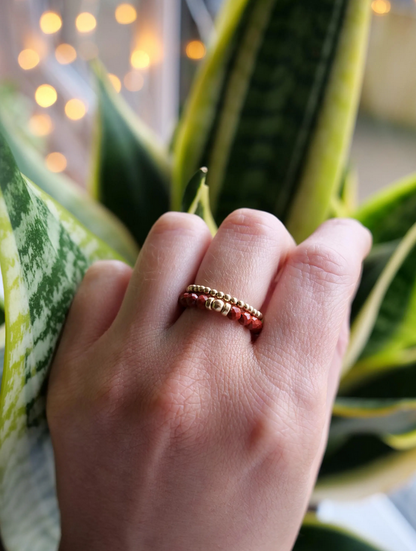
xmin=255 ymin=218 xmax=372 ymax=398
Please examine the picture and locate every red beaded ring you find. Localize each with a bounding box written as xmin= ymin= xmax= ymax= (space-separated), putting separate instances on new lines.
xmin=178 ymin=287 xmax=263 ymax=334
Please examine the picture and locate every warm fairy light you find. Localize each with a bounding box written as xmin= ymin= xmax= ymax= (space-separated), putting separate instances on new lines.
xmin=40 ymin=12 xmax=62 ymax=34
xmin=115 ymin=4 xmax=137 ymax=24
xmin=65 ymin=99 xmax=87 ymax=120
xmin=35 ymin=84 xmax=57 ymax=108
xmin=28 ymin=114 xmax=53 ymax=136
xmin=46 ymin=152 xmax=67 ymax=173
xmin=185 ymin=40 xmax=206 ymax=60
xmin=108 ymin=74 xmax=121 ymax=93
xmin=124 ymin=70 xmax=144 ymax=91
xmin=76 ymin=12 xmax=97 ymax=33
xmin=55 ymin=44 xmax=77 ymax=64
xmin=18 ymin=49 xmax=40 ymax=70
xmin=79 ymin=42 xmax=99 ymax=60
xmin=130 ymin=50 xmax=150 ymax=69
xmin=371 ymin=0 xmax=391 ymax=14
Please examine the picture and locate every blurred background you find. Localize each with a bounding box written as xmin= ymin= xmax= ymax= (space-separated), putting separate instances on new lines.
xmin=1 ymin=0 xmax=416 ymax=549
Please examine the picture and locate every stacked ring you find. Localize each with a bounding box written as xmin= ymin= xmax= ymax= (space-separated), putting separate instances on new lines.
xmin=178 ymin=284 xmax=264 ymax=334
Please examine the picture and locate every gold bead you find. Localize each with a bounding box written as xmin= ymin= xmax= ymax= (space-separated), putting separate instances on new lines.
xmin=210 ymin=289 xmax=218 ymax=297
xmin=253 ymin=309 xmax=258 ymax=318
xmin=203 ymin=286 xmax=210 ymax=294
xmin=216 ymin=291 xmax=224 ymax=299
xmin=224 ymin=294 xmax=231 ymax=302
xmin=231 ymin=297 xmax=238 ymax=305
xmin=199 ymin=285 xmax=205 ymax=292
xmin=221 ymin=302 xmax=231 ymax=316
xmin=212 ymin=299 xmax=224 ymax=312
xmin=187 ymin=284 xmax=193 ymax=292
xmin=237 ymin=300 xmax=245 ymax=308
xmin=205 ymin=297 xmax=214 ymax=310
xmin=249 ymin=306 xmax=254 ymax=314
xmin=244 ymin=302 xmax=250 ymax=311
xmin=258 ymin=312 xmax=263 ymax=320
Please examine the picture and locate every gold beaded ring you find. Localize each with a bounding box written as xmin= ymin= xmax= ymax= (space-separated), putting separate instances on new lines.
xmin=178 ymin=284 xmax=264 ymax=334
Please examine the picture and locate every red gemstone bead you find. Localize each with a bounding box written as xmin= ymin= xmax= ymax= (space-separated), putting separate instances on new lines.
xmin=249 ymin=318 xmax=263 ymax=333
xmin=186 ymin=292 xmax=198 ymax=307
xmin=179 ymin=292 xmax=189 ymax=307
xmin=197 ymin=294 xmax=209 ymax=309
xmin=238 ymin=312 xmax=252 ymax=326
xmin=227 ymin=306 xmax=241 ymax=321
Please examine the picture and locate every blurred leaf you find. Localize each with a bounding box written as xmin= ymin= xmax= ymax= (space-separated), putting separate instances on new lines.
xmin=0 ymin=113 xmax=139 ymax=265
xmin=181 ymin=168 xmax=217 ymax=235
xmin=90 ymin=61 xmax=171 ymax=247
xmin=0 ymin=132 xmax=126 ymax=550
xmin=173 ymin=0 xmax=371 ymax=242
xmin=313 ymin=433 xmax=416 ymax=504
xmin=330 ymin=167 xmax=359 ymax=218
xmin=294 ymin=514 xmax=384 ymax=551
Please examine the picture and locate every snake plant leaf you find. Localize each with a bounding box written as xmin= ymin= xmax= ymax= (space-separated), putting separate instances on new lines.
xmin=90 ymin=61 xmax=171 ymax=247
xmin=330 ymin=167 xmax=359 ymax=218
xmin=293 ymin=513 xmax=384 ymax=551
xmin=343 ymin=222 xmax=416 ymax=373
xmin=173 ymin=0 xmax=371 ymax=242
xmin=0 ymin=118 xmax=139 ymax=265
xmin=313 ymin=433 xmax=416 ymax=504
xmin=0 ymin=133 xmax=127 ymax=551
xmin=181 ymin=168 xmax=218 ymax=236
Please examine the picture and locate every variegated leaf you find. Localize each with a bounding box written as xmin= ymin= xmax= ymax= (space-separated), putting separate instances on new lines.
xmin=181 ymin=168 xmax=217 ymax=235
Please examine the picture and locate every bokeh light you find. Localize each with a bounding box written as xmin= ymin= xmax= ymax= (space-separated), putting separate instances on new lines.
xmin=65 ymin=99 xmax=87 ymax=120
xmin=115 ymin=4 xmax=137 ymax=24
xmin=130 ymin=50 xmax=150 ymax=69
xmin=35 ymin=84 xmax=57 ymax=108
xmin=76 ymin=12 xmax=97 ymax=33
xmin=45 ymin=152 xmax=67 ymax=173
xmin=55 ymin=44 xmax=77 ymax=64
xmin=17 ymin=49 xmax=40 ymax=70
xmin=124 ymin=70 xmax=144 ymax=91
xmin=40 ymin=12 xmax=62 ymax=34
xmin=371 ymin=0 xmax=391 ymax=14
xmin=28 ymin=113 xmax=53 ymax=136
xmin=186 ymin=40 xmax=206 ymax=60
xmin=108 ymin=74 xmax=122 ymax=92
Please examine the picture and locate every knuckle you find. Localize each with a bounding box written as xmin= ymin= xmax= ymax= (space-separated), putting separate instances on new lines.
xmin=152 ymin=211 xmax=209 ymax=238
xmin=288 ymin=242 xmax=355 ymax=290
xmin=222 ymin=208 xmax=283 ymax=242
xmin=82 ymin=260 xmax=132 ymax=287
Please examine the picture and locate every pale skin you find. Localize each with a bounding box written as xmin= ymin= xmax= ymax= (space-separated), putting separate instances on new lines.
xmin=46 ymin=208 xmax=372 ymax=551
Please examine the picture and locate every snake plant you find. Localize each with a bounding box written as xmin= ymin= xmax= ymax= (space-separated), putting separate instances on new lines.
xmin=0 ymin=0 xmax=412 ymax=549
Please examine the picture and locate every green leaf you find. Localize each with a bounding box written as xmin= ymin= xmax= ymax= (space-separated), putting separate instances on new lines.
xmin=0 ymin=133 xmax=126 ymax=550
xmin=293 ymin=514 xmax=384 ymax=551
xmin=330 ymin=167 xmax=359 ymax=218
xmin=343 ymin=222 xmax=416 ymax=374
xmin=90 ymin=61 xmax=171 ymax=247
xmin=0 ymin=115 xmax=139 ymax=266
xmin=181 ymin=168 xmax=218 ymax=235
xmin=173 ymin=0 xmax=371 ymax=242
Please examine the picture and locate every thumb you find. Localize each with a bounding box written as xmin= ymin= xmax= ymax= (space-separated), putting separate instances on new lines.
xmin=57 ymin=260 xmax=132 ymax=360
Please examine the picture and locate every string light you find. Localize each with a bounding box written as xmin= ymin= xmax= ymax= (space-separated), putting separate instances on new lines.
xmin=115 ymin=4 xmax=137 ymax=24
xmin=371 ymin=0 xmax=391 ymax=14
xmin=76 ymin=12 xmax=97 ymax=33
xmin=18 ymin=49 xmax=40 ymax=70
xmin=45 ymin=152 xmax=67 ymax=173
xmin=35 ymin=84 xmax=57 ymax=108
xmin=55 ymin=44 xmax=77 ymax=64
xmin=40 ymin=12 xmax=62 ymax=34
xmin=65 ymin=99 xmax=87 ymax=120
xmin=130 ymin=50 xmax=150 ymax=69
xmin=108 ymin=74 xmax=121 ymax=93
xmin=28 ymin=114 xmax=53 ymax=136
xmin=186 ymin=40 xmax=206 ymax=60
xmin=124 ymin=70 xmax=144 ymax=91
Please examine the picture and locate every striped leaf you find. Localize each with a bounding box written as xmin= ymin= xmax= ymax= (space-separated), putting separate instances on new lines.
xmin=294 ymin=514 xmax=384 ymax=551
xmin=90 ymin=62 xmax=171 ymax=247
xmin=0 ymin=133 xmax=127 ymax=551
xmin=173 ymin=0 xmax=371 ymax=242
xmin=0 ymin=117 xmax=138 ymax=265
xmin=181 ymin=168 xmax=218 ymax=235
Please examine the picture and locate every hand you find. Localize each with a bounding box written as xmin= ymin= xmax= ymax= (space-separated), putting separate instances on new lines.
xmin=47 ymin=208 xmax=371 ymax=551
